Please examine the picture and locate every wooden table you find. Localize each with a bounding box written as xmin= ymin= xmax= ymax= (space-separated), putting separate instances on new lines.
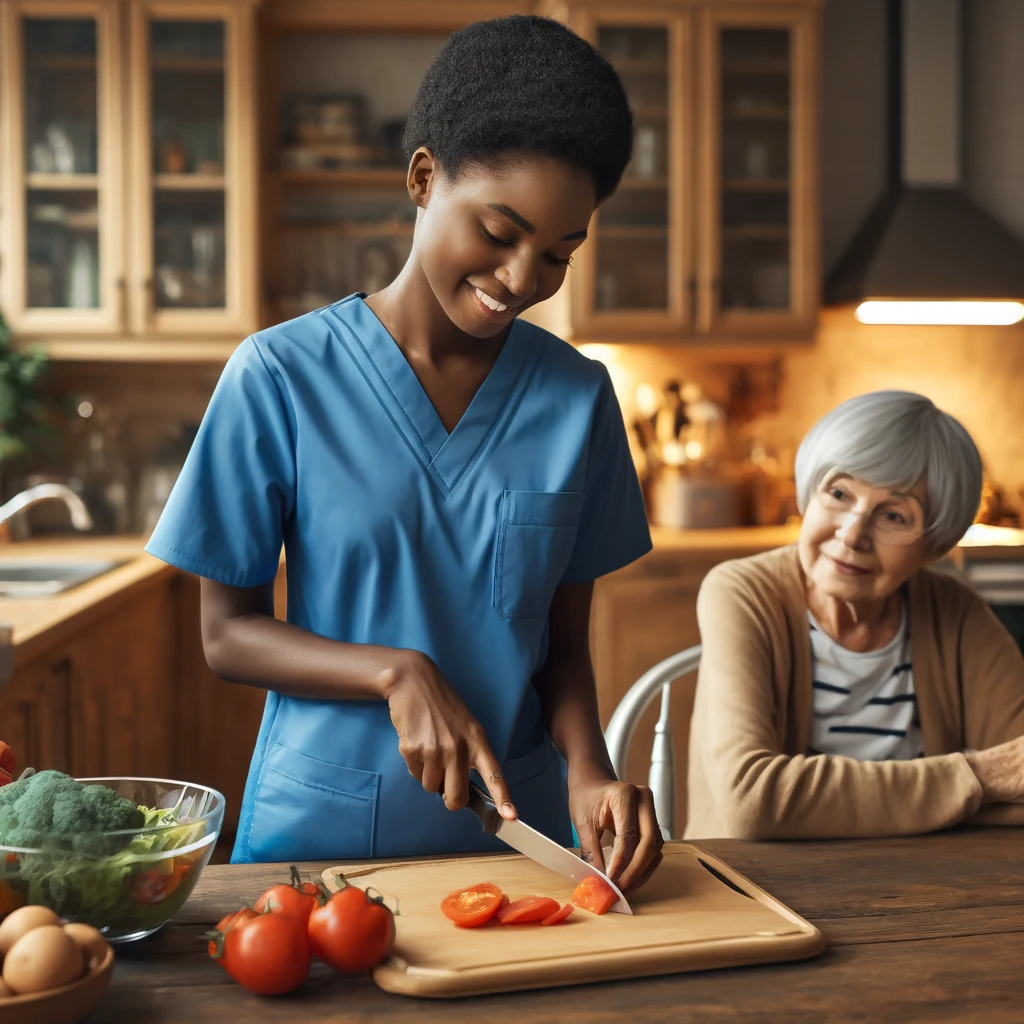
xmin=96 ymin=830 xmax=1024 ymax=1022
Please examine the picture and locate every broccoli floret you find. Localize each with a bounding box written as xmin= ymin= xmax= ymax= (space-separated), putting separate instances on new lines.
xmin=0 ymin=770 xmax=143 ymax=853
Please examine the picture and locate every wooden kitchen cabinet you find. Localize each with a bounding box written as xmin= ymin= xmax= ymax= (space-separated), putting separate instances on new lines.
xmin=533 ymin=0 xmax=821 ymax=344
xmin=589 ymin=533 xmax=789 ymax=836
xmin=0 ymin=654 xmax=73 ymax=776
xmin=590 ymin=552 xmax=709 ymax=836
xmin=0 ymin=576 xmax=175 ymax=780
xmin=171 ymin=570 xmax=266 ymax=838
xmin=0 ymin=0 xmax=259 ymax=358
xmin=0 ymin=564 xmax=263 ymax=837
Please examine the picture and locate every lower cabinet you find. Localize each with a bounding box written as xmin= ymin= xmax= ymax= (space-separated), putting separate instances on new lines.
xmin=171 ymin=571 xmax=266 ymax=840
xmin=0 ymin=580 xmax=176 ymax=782
xmin=590 ymin=543 xmax=776 ymax=837
xmin=0 ymin=570 xmax=262 ymax=841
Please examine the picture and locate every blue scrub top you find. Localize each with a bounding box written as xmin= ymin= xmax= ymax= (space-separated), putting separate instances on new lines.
xmin=147 ymin=295 xmax=651 ymax=863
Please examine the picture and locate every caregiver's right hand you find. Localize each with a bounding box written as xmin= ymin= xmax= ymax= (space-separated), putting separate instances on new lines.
xmin=383 ymin=649 xmax=518 ymax=820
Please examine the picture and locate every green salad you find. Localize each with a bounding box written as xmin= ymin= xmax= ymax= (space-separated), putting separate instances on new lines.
xmin=0 ymin=770 xmax=210 ymax=935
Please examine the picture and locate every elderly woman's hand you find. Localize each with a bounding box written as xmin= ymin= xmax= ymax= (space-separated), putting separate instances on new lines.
xmin=966 ymin=737 xmax=1024 ymax=803
xmin=568 ymin=772 xmax=664 ymax=893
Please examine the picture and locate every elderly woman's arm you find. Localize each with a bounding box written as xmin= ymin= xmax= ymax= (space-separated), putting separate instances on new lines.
xmin=694 ymin=564 xmax=984 ymax=839
xmin=960 ymin=594 xmax=1024 ymax=825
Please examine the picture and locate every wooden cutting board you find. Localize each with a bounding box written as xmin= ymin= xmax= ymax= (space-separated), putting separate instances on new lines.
xmin=322 ymin=842 xmax=825 ymax=998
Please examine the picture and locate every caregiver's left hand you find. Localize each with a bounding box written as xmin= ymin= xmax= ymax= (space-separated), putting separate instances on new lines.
xmin=568 ymin=774 xmax=664 ymax=893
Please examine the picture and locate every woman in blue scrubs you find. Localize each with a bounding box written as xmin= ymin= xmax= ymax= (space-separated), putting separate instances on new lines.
xmin=147 ymin=15 xmax=663 ymax=890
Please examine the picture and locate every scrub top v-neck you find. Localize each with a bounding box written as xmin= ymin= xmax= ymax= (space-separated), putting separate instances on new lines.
xmin=147 ymin=294 xmax=652 ymax=863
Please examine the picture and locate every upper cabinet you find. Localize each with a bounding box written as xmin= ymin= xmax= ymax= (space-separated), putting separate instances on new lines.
xmin=538 ymin=0 xmax=821 ymax=344
xmin=0 ymin=2 xmax=123 ymax=335
xmin=0 ymin=0 xmax=258 ymax=353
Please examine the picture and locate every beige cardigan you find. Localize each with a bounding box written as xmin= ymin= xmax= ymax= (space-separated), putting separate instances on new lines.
xmin=685 ymin=545 xmax=1024 ymax=840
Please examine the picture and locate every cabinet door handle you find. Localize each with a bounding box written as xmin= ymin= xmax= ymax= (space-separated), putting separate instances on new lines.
xmin=115 ymin=276 xmax=126 ymax=329
xmin=140 ymin=276 xmax=154 ymax=324
xmin=50 ymin=657 xmax=73 ymax=774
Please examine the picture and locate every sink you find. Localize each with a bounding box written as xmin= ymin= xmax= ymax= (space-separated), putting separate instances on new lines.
xmin=0 ymin=558 xmax=128 ymax=598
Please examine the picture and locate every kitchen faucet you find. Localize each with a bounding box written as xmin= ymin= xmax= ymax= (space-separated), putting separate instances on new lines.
xmin=0 ymin=483 xmax=93 ymax=536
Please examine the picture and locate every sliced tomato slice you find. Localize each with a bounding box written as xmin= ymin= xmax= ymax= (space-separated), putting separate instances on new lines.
xmin=541 ymin=903 xmax=574 ymax=926
xmin=571 ymin=876 xmax=618 ymax=915
xmin=498 ymin=893 xmax=510 ymax=910
xmin=440 ymin=882 xmax=505 ymax=928
xmin=496 ymin=895 xmax=561 ymax=925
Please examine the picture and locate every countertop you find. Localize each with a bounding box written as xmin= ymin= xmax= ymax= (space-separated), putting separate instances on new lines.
xmin=97 ymin=830 xmax=1024 ymax=1022
xmin=1 ymin=521 xmax=1022 ymax=674
xmin=649 ymin=521 xmax=1024 ymax=561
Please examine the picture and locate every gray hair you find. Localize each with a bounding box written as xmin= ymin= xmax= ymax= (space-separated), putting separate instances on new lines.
xmin=794 ymin=390 xmax=983 ymax=554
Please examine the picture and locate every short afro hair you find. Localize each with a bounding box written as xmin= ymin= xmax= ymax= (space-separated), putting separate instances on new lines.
xmin=403 ymin=15 xmax=633 ymax=203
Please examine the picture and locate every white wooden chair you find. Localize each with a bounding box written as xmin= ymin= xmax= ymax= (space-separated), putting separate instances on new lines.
xmin=603 ymin=645 xmax=702 ymax=841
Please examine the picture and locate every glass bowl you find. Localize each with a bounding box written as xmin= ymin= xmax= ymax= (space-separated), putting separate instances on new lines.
xmin=0 ymin=777 xmax=224 ymax=943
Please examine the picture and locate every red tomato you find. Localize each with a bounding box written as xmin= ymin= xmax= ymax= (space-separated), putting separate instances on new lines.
xmin=496 ymin=896 xmax=561 ymax=925
xmin=541 ymin=903 xmax=575 ymax=926
xmin=209 ymin=912 xmax=311 ymax=996
xmin=211 ymin=907 xmax=259 ymax=948
xmin=307 ymin=882 xmax=396 ymax=973
xmin=498 ymin=893 xmax=510 ymax=910
xmin=571 ymin=876 xmax=617 ymax=915
xmin=440 ymin=882 xmax=504 ymax=928
xmin=254 ymin=866 xmax=322 ymax=923
xmin=128 ymin=860 xmax=192 ymax=905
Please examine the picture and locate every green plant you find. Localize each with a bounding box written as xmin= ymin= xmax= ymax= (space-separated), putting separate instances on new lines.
xmin=0 ymin=306 xmax=51 ymax=463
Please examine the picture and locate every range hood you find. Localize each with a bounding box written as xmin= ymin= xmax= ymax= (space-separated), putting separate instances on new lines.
xmin=825 ymin=0 xmax=1024 ymax=326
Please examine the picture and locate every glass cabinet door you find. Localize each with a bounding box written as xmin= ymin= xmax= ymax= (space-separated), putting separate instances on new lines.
xmin=698 ymin=6 xmax=819 ymax=335
xmin=578 ymin=15 xmax=690 ymax=337
xmin=129 ymin=3 xmax=257 ymax=336
xmin=0 ymin=3 xmax=123 ymax=332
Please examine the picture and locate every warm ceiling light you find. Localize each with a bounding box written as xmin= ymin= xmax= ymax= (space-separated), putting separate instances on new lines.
xmin=855 ymin=300 xmax=1024 ymax=326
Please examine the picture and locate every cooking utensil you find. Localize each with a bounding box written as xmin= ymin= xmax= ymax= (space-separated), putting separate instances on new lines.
xmin=464 ymin=780 xmax=632 ymax=915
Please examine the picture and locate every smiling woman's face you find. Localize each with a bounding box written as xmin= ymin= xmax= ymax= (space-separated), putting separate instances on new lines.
xmin=408 ymin=150 xmax=597 ymax=339
xmin=798 ymin=473 xmax=934 ymax=603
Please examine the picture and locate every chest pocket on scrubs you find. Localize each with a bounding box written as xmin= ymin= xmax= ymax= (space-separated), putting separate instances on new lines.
xmin=494 ymin=490 xmax=583 ymax=620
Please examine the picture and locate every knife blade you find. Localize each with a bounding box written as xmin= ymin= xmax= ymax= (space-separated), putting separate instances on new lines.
xmin=464 ymin=780 xmax=632 ymax=915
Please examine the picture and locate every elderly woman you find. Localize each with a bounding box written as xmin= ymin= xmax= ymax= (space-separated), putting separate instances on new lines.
xmin=686 ymin=390 xmax=1024 ymax=840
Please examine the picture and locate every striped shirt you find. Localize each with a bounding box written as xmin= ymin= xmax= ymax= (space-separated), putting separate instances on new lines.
xmin=808 ymin=602 xmax=924 ymax=761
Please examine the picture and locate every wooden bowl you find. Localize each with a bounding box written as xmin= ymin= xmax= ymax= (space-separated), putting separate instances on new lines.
xmin=0 ymin=945 xmax=114 ymax=1024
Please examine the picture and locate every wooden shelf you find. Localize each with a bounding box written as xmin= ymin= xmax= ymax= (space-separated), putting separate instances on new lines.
xmin=722 ymin=178 xmax=789 ymax=192
xmin=598 ymin=225 xmax=668 ymax=240
xmin=619 ymin=177 xmax=669 ymax=191
xmin=27 ymin=174 xmax=99 ymax=191
xmin=724 ymin=109 xmax=789 ymax=122
xmin=27 ymin=55 xmax=96 ymax=72
xmin=609 ymin=58 xmax=668 ymax=75
xmin=281 ymin=220 xmax=414 ymax=238
xmin=722 ymin=59 xmax=790 ymax=76
xmin=151 ymin=56 xmax=224 ymax=72
xmin=275 ymin=168 xmax=407 ymax=188
xmin=632 ymin=106 xmax=669 ymax=120
xmin=155 ymin=174 xmax=226 ymax=191
xmin=27 ymin=218 xmax=98 ymax=233
xmin=721 ymin=225 xmax=789 ymax=240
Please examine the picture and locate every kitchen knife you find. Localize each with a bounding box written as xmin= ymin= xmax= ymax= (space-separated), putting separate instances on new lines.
xmin=465 ymin=780 xmax=632 ymax=915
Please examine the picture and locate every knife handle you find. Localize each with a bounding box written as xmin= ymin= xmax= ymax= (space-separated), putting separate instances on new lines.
xmin=466 ymin=781 xmax=502 ymax=836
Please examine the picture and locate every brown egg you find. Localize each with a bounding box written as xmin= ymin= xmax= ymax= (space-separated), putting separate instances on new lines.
xmin=0 ymin=905 xmax=60 ymax=955
xmin=62 ymin=923 xmax=109 ymax=970
xmin=2 ymin=925 xmax=84 ymax=994
xmin=0 ymin=977 xmax=13 ymax=998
